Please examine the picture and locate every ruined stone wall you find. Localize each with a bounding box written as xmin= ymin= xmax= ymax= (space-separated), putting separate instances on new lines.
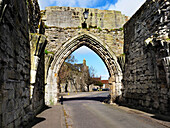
xmin=42 ymin=6 xmax=128 ymax=29
xmin=32 ymin=45 xmax=46 ymax=114
xmin=27 ymin=0 xmax=41 ymax=33
xmin=28 ymin=0 xmax=47 ymax=117
xmin=43 ymin=6 xmax=126 ymax=105
xmin=30 ymin=34 xmax=47 ymax=115
xmin=0 ymin=0 xmax=47 ymax=127
xmin=45 ymin=28 xmax=124 ymax=57
xmin=0 ymin=0 xmax=32 ymax=127
xmin=122 ymin=0 xmax=170 ymax=115
xmin=44 ymin=27 xmax=124 ymax=104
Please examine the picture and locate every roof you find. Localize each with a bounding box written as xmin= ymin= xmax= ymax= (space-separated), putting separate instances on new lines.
xmin=101 ymin=80 xmax=109 ymax=84
xmin=92 ymin=77 xmax=101 ymax=81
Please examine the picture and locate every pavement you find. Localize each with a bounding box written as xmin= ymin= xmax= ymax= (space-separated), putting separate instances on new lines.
xmin=28 ymin=92 xmax=170 ymax=128
xmin=29 ymin=105 xmax=66 ymax=128
xmin=28 ymin=92 xmax=105 ymax=128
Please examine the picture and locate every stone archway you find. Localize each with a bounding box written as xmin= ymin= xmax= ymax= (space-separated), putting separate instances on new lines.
xmin=45 ymin=33 xmax=122 ymax=105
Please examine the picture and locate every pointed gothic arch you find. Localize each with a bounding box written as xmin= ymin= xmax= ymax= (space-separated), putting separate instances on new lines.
xmin=45 ymin=33 xmax=123 ymax=105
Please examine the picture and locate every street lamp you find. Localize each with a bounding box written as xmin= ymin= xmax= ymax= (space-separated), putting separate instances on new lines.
xmin=83 ymin=8 xmax=89 ymax=21
xmin=82 ymin=9 xmax=89 ymax=28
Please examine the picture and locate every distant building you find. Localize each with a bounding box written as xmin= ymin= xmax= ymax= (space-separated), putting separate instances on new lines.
xmin=101 ymin=80 xmax=109 ymax=89
xmin=59 ymin=58 xmax=90 ymax=92
xmin=92 ymin=76 xmax=102 ymax=82
xmin=91 ymin=77 xmax=109 ymax=89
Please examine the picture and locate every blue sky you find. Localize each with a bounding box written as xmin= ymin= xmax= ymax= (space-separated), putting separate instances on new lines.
xmin=38 ymin=0 xmax=145 ymax=16
xmin=72 ymin=46 xmax=110 ymax=80
xmin=38 ymin=0 xmax=146 ymax=79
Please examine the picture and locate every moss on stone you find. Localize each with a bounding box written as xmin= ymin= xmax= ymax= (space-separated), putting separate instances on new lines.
xmin=45 ymin=49 xmax=55 ymax=55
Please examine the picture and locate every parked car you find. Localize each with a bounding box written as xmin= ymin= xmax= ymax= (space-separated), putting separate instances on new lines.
xmin=98 ymin=89 xmax=102 ymax=91
xmin=102 ymin=88 xmax=110 ymax=91
xmin=92 ymin=88 xmax=98 ymax=91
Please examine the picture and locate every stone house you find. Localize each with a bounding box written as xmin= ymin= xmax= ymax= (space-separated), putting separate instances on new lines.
xmin=59 ymin=58 xmax=90 ymax=92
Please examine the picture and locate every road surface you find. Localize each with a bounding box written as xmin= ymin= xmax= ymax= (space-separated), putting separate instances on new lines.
xmin=62 ymin=91 xmax=169 ymax=128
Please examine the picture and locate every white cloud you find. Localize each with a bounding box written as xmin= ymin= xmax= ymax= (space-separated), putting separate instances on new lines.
xmin=92 ymin=0 xmax=146 ymax=16
xmin=38 ymin=0 xmax=98 ymax=10
xmin=97 ymin=2 xmax=110 ymax=10
xmin=38 ymin=0 xmax=146 ymax=16
xmin=49 ymin=0 xmax=76 ymax=7
xmin=108 ymin=0 xmax=146 ymax=16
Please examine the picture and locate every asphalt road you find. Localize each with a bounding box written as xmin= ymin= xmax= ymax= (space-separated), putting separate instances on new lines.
xmin=62 ymin=91 xmax=169 ymax=128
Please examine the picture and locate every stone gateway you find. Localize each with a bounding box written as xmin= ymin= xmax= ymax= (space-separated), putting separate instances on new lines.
xmin=0 ymin=0 xmax=169 ymax=127
xmin=42 ymin=6 xmax=126 ymax=105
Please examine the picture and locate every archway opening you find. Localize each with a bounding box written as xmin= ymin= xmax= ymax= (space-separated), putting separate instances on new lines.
xmin=72 ymin=46 xmax=110 ymax=80
xmin=45 ymin=34 xmax=123 ymax=105
xmin=58 ymin=46 xmax=110 ymax=94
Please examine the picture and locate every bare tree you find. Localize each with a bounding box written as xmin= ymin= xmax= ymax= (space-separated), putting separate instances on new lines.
xmin=89 ymin=66 xmax=96 ymax=78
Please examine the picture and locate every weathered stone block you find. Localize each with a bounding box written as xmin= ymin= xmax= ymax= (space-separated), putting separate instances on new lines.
xmin=168 ymin=91 xmax=170 ymax=98
xmin=153 ymin=102 xmax=159 ymax=109
xmin=3 ymin=82 xmax=14 ymax=90
xmin=7 ymin=90 xmax=15 ymax=100
xmin=123 ymin=0 xmax=170 ymax=115
xmin=7 ymin=122 xmax=14 ymax=128
xmin=23 ymin=98 xmax=30 ymax=108
xmin=160 ymin=98 xmax=168 ymax=104
xmin=161 ymin=88 xmax=168 ymax=94
xmin=145 ymin=101 xmax=150 ymax=107
xmin=14 ymin=100 xmax=19 ymax=110
xmin=3 ymin=112 xmax=14 ymax=125
xmin=146 ymin=95 xmax=151 ymax=101
xmin=7 ymin=70 xmax=18 ymax=80
xmin=14 ymin=117 xmax=21 ymax=127
xmin=7 ymin=100 xmax=15 ymax=112
xmin=160 ymin=103 xmax=166 ymax=113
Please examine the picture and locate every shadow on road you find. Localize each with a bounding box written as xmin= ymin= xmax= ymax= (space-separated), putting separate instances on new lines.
xmin=151 ymin=115 xmax=170 ymax=122
xmin=26 ymin=105 xmax=51 ymax=128
xmin=26 ymin=117 xmax=46 ymax=128
xmin=117 ymin=104 xmax=170 ymax=123
xmin=61 ymin=96 xmax=110 ymax=103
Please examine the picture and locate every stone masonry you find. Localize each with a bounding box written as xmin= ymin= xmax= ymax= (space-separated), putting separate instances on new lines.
xmin=42 ymin=6 xmax=126 ymax=58
xmin=42 ymin=6 xmax=128 ymax=29
xmin=0 ymin=0 xmax=31 ymax=127
xmin=0 ymin=0 xmax=169 ymax=127
xmin=43 ymin=7 xmax=126 ymax=105
xmin=122 ymin=0 xmax=170 ymax=115
xmin=44 ymin=30 xmax=124 ymax=105
xmin=30 ymin=33 xmax=47 ymax=115
xmin=0 ymin=0 xmax=47 ymax=127
xmin=28 ymin=0 xmax=48 ymax=120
